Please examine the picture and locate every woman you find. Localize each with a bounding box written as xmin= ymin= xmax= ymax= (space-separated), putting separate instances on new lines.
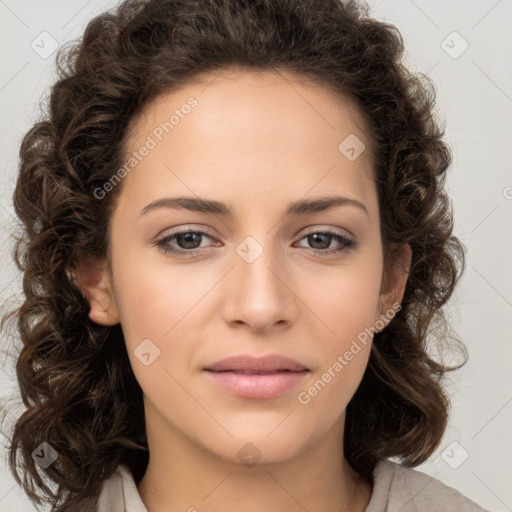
xmin=2 ymin=0 xmax=489 ymax=510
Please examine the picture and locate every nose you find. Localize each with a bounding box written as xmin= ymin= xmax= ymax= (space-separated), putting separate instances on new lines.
xmin=221 ymin=238 xmax=298 ymax=334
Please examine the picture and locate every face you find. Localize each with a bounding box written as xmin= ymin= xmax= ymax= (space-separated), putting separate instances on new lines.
xmin=83 ymin=67 xmax=409 ymax=466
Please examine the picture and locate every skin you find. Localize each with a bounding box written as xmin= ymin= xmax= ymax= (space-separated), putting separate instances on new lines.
xmin=78 ymin=67 xmax=411 ymax=512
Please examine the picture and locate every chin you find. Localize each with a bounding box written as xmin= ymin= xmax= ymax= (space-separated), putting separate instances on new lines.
xmin=198 ymin=426 xmax=315 ymax=468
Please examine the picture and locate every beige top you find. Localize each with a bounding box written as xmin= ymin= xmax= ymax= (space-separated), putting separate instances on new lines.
xmin=97 ymin=459 xmax=489 ymax=511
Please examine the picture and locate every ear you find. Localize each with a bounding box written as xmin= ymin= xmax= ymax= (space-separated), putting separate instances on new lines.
xmin=376 ymin=243 xmax=412 ymax=328
xmin=70 ymin=259 xmax=120 ymax=326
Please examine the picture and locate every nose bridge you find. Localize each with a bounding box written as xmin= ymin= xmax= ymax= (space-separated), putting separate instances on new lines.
xmin=235 ymin=231 xmax=284 ymax=295
xmin=223 ymin=230 xmax=293 ymax=329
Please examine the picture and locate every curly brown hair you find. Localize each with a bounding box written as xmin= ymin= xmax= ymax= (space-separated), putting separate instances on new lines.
xmin=1 ymin=0 xmax=467 ymax=510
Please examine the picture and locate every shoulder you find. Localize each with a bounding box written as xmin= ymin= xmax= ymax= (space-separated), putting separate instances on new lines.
xmin=365 ymin=459 xmax=490 ymax=512
xmin=97 ymin=464 xmax=148 ymax=512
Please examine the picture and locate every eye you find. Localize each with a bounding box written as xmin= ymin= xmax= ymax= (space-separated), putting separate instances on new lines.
xmin=295 ymin=230 xmax=357 ymax=256
xmin=154 ymin=228 xmax=218 ymax=256
xmin=154 ymin=228 xmax=357 ymax=257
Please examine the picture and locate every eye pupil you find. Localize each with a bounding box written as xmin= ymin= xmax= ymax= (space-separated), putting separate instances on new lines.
xmin=309 ymin=233 xmax=330 ymax=249
xmin=177 ymin=232 xmax=202 ymax=249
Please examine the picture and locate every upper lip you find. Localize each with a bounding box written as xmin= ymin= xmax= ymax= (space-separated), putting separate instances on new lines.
xmin=204 ymin=354 xmax=309 ymax=372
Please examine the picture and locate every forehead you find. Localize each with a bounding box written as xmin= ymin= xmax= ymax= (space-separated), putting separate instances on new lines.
xmin=118 ymin=67 xmax=377 ymax=217
xmin=127 ymin=66 xmax=373 ymax=158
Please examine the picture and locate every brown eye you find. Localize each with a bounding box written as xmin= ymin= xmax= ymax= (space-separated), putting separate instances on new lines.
xmin=295 ymin=231 xmax=357 ymax=256
xmin=155 ymin=229 xmax=216 ymax=255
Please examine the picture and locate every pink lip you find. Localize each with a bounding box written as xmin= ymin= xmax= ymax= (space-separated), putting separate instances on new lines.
xmin=204 ymin=354 xmax=309 ymax=372
xmin=203 ymin=369 xmax=309 ymax=399
xmin=203 ymin=354 xmax=310 ymax=399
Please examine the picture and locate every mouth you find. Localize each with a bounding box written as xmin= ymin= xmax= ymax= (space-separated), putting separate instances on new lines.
xmin=202 ymin=355 xmax=310 ymax=399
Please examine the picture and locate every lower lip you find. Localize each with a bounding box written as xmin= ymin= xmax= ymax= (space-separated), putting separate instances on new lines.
xmin=203 ymin=370 xmax=310 ymax=399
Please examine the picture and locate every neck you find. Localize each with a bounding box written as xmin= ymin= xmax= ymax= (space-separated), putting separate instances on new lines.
xmin=137 ymin=405 xmax=372 ymax=512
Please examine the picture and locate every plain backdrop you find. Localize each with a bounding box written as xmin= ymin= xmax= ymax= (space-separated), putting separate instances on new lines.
xmin=1 ymin=0 xmax=511 ymax=511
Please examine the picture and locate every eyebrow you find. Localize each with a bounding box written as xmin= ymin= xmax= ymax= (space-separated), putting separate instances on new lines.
xmin=138 ymin=195 xmax=369 ymax=218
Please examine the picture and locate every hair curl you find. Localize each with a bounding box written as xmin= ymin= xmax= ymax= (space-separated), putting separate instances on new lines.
xmin=1 ymin=0 xmax=466 ymax=510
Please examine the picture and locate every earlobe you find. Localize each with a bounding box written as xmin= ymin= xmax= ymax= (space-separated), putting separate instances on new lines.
xmin=70 ymin=259 xmax=120 ymax=326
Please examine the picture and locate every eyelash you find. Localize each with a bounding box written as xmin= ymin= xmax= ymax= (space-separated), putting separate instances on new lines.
xmin=154 ymin=228 xmax=357 ymax=257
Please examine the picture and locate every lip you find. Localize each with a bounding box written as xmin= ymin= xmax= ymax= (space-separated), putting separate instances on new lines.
xmin=204 ymin=354 xmax=309 ymax=373
xmin=203 ymin=354 xmax=310 ymax=400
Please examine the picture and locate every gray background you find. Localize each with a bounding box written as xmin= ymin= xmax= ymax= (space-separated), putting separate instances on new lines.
xmin=1 ymin=0 xmax=511 ymax=510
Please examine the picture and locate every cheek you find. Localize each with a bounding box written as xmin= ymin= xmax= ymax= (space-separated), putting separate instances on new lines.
xmin=301 ymin=260 xmax=382 ymax=351
xmin=294 ymin=258 xmax=381 ymax=411
xmin=296 ymin=342 xmax=371 ymax=431
xmin=294 ymin=272 xmax=377 ymax=425
xmin=110 ymin=249 xmax=211 ymax=393
xmin=112 ymin=248 xmax=206 ymax=343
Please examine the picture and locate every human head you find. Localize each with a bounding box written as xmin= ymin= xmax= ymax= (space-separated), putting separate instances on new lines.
xmin=5 ymin=0 xmax=465 ymax=510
